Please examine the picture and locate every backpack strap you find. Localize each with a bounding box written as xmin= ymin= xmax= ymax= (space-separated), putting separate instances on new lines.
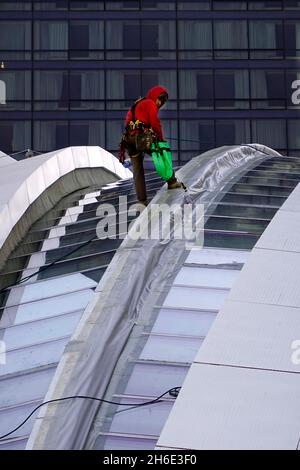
xmin=131 ymin=96 xmax=146 ymax=123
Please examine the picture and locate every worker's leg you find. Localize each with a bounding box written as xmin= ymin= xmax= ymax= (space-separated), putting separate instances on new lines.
xmin=130 ymin=153 xmax=147 ymax=203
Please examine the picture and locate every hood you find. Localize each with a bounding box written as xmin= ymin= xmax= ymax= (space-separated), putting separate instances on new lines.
xmin=146 ymin=85 xmax=168 ymax=103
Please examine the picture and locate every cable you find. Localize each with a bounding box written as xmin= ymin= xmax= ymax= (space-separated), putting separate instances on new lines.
xmin=0 ymin=234 xmax=97 ymax=296
xmin=0 ymin=386 xmax=181 ymax=441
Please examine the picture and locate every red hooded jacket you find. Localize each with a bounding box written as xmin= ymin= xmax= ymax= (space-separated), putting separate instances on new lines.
xmin=125 ymin=85 xmax=168 ymax=141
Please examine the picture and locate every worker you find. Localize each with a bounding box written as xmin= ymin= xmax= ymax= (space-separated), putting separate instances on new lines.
xmin=119 ymin=85 xmax=182 ymax=206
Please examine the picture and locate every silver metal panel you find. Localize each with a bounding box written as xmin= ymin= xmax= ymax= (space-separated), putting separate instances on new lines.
xmin=186 ymin=248 xmax=249 ymax=265
xmin=0 ymin=367 xmax=55 ymax=409
xmin=5 ymin=273 xmax=96 ymax=307
xmin=1 ymin=310 xmax=82 ymax=351
xmin=163 ymin=286 xmax=229 ymax=310
xmin=110 ymin=399 xmax=173 ymax=437
xmin=0 ymin=337 xmax=68 ymax=377
xmin=124 ymin=363 xmax=188 ymax=397
xmin=140 ymin=335 xmax=204 ymax=363
xmin=1 ymin=290 xmax=93 ymax=326
xmin=152 ymin=308 xmax=216 ymax=337
xmin=157 ymin=363 xmax=300 ymax=450
xmin=174 ymin=266 xmax=239 ymax=288
xmin=0 ymin=401 xmax=42 ymax=439
xmin=195 ymin=300 xmax=300 ymax=372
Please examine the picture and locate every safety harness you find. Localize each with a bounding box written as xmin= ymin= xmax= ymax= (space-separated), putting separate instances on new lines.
xmin=119 ymin=97 xmax=155 ymax=163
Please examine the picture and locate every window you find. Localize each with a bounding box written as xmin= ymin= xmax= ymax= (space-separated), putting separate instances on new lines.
xmin=123 ymin=23 xmax=140 ymax=58
xmin=106 ymin=71 xmax=136 ymax=109
xmin=0 ymin=22 xmax=31 ymax=59
xmin=70 ymin=122 xmax=89 ymax=146
xmin=70 ymin=1 xmax=104 ymax=9
xmin=179 ymin=70 xmax=213 ymax=109
xmin=0 ymin=2 xmax=31 ymax=10
xmin=284 ymin=1 xmax=300 ymax=9
xmin=288 ymin=120 xmax=300 ymax=149
xmin=106 ymin=1 xmax=139 ymax=9
xmin=70 ymin=24 xmax=89 ymax=58
xmin=70 ymin=71 xmax=104 ymax=110
xmin=124 ymin=73 xmax=141 ymax=105
xmin=106 ymin=120 xmax=124 ymax=151
xmin=105 ymin=70 xmax=175 ymax=110
xmin=34 ymin=1 xmax=68 ymax=9
xmin=216 ymin=120 xmax=250 ymax=146
xmin=34 ymin=21 xmax=68 ymax=59
xmin=215 ymin=72 xmax=234 ymax=107
xmin=107 ymin=20 xmax=175 ymax=59
xmin=142 ymin=21 xmax=176 ymax=59
xmin=216 ymin=121 xmax=235 ymax=146
xmin=178 ymin=1 xmax=211 ymax=10
xmin=70 ymin=21 xmax=104 ymax=59
xmin=265 ymin=71 xmax=285 ymax=106
xmin=0 ymin=123 xmax=14 ymax=153
xmin=69 ymin=74 xmax=81 ymax=107
xmin=34 ymin=71 xmax=68 ymax=110
xmin=0 ymin=71 xmax=31 ymax=111
xmin=215 ymin=70 xmax=249 ymax=109
xmin=142 ymin=72 xmax=159 ymax=96
xmin=197 ymin=73 xmax=214 ymax=108
xmin=70 ymin=121 xmax=105 ymax=147
xmin=142 ymin=24 xmax=159 ymax=58
xmin=213 ymin=1 xmax=246 ymax=9
xmin=285 ymin=22 xmax=300 ymax=58
xmin=249 ymin=21 xmax=283 ymax=58
xmin=252 ymin=120 xmax=286 ymax=149
xmin=251 ymin=70 xmax=285 ymax=109
xmin=214 ymin=21 xmax=248 ymax=58
xmin=0 ymin=121 xmax=31 ymax=154
xmin=248 ymin=1 xmax=282 ymax=9
xmin=142 ymin=1 xmax=157 ymax=7
xmin=180 ymin=120 xmax=214 ymax=156
xmin=178 ymin=21 xmax=212 ymax=58
xmin=142 ymin=2 xmax=175 ymax=10
xmin=34 ymin=121 xmax=68 ymax=152
xmin=199 ymin=121 xmax=215 ymax=152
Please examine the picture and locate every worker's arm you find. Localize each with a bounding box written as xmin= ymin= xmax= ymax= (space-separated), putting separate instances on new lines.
xmin=147 ymin=101 xmax=164 ymax=141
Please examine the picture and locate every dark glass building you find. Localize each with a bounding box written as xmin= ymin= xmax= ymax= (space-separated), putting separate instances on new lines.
xmin=0 ymin=0 xmax=300 ymax=163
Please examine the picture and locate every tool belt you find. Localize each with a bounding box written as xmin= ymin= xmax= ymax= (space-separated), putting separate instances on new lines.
xmin=120 ymin=98 xmax=156 ymax=154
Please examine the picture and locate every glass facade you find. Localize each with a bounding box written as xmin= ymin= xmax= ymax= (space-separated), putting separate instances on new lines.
xmin=0 ymin=1 xmax=300 ymax=161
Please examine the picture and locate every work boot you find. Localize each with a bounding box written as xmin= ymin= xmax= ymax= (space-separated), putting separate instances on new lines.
xmin=138 ymin=199 xmax=148 ymax=207
xmin=167 ymin=180 xmax=182 ymax=190
xmin=167 ymin=171 xmax=182 ymax=190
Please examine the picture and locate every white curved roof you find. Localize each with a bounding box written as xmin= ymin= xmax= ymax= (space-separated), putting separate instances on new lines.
xmin=0 ymin=146 xmax=131 ymax=270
